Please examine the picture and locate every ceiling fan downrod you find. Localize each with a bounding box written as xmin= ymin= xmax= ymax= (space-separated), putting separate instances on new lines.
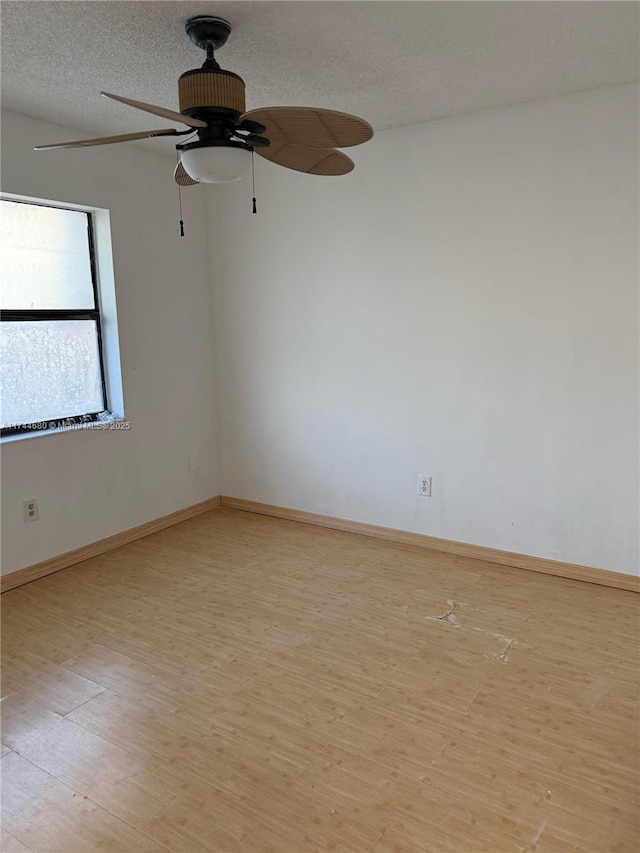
xmin=203 ymin=44 xmax=220 ymax=70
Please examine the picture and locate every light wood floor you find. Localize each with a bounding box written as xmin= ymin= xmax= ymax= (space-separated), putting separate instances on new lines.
xmin=1 ymin=508 xmax=638 ymax=853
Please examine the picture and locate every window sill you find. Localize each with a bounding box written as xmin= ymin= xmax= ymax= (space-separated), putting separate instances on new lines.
xmin=0 ymin=413 xmax=128 ymax=444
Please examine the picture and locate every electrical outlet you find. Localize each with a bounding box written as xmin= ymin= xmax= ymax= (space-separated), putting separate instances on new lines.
xmin=418 ymin=476 xmax=432 ymax=497
xmin=23 ymin=499 xmax=39 ymax=522
xmin=189 ymin=452 xmax=200 ymax=472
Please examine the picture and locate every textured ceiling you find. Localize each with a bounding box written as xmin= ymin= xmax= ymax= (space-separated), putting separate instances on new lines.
xmin=1 ymin=1 xmax=638 ymax=150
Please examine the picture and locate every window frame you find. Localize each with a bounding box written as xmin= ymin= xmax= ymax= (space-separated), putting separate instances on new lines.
xmin=1 ymin=199 xmax=110 ymax=437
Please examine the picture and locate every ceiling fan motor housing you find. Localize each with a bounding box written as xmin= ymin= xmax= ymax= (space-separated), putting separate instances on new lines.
xmin=178 ymin=68 xmax=246 ymax=117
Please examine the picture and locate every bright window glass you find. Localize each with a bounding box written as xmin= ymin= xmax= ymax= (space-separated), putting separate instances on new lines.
xmin=0 ymin=200 xmax=95 ymax=310
xmin=0 ymin=321 xmax=104 ymax=427
xmin=0 ymin=198 xmax=108 ymax=435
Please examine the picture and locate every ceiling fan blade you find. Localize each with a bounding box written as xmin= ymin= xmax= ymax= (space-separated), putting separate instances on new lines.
xmin=174 ymin=161 xmax=199 ymax=187
xmin=240 ymin=107 xmax=373 ymax=149
xmin=101 ymin=91 xmax=207 ymax=128
xmin=256 ymin=143 xmax=354 ymax=176
xmin=35 ymin=128 xmax=180 ymax=150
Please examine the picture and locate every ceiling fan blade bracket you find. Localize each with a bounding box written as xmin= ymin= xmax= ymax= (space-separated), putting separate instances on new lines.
xmin=242 ymin=134 xmax=270 ymax=148
xmin=236 ymin=119 xmax=267 ymax=135
xmin=149 ymin=128 xmax=193 ymax=139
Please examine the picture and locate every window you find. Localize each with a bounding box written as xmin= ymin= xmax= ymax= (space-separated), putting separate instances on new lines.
xmin=1 ymin=198 xmax=119 ymax=437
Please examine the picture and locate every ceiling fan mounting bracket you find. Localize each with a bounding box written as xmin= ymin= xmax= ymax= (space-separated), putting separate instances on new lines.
xmin=185 ymin=16 xmax=232 ymax=52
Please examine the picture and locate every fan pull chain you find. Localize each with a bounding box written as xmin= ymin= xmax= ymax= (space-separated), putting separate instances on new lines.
xmin=251 ymin=150 xmax=257 ymax=214
xmin=178 ymin=186 xmax=185 ymax=236
xmin=176 ymin=152 xmax=185 ymax=237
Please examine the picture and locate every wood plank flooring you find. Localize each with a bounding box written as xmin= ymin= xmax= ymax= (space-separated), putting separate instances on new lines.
xmin=1 ymin=507 xmax=638 ymax=852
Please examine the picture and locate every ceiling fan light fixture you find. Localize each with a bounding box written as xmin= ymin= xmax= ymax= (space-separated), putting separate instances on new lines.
xmin=180 ymin=144 xmax=252 ymax=183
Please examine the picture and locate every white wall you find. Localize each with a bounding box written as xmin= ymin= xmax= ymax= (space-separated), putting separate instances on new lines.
xmin=3 ymin=86 xmax=637 ymax=579
xmin=1 ymin=110 xmax=219 ymax=575
xmin=209 ymin=84 xmax=639 ymax=575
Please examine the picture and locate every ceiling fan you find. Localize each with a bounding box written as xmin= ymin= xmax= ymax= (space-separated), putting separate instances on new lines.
xmin=35 ymin=15 xmax=374 ymax=186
